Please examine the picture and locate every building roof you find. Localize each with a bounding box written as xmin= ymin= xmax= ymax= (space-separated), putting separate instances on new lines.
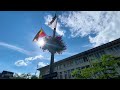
xmin=2 ymin=71 xmax=14 ymax=74
xmin=37 ymin=38 xmax=120 ymax=71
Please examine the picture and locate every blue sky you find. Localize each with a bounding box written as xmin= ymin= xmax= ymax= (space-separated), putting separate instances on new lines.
xmin=0 ymin=11 xmax=120 ymax=75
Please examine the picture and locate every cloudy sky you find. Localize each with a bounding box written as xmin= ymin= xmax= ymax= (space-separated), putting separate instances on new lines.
xmin=0 ymin=11 xmax=120 ymax=75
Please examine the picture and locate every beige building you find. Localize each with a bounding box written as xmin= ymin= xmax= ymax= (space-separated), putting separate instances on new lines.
xmin=37 ymin=38 xmax=120 ymax=79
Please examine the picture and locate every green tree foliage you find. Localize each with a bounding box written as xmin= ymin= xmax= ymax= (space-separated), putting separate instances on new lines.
xmin=39 ymin=75 xmax=43 ymax=79
xmin=31 ymin=75 xmax=39 ymax=79
xmin=71 ymin=55 xmax=120 ymax=79
xmin=12 ymin=73 xmax=31 ymax=79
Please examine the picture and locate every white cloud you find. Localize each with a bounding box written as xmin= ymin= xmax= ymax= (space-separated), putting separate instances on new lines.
xmin=82 ymin=44 xmax=93 ymax=48
xmin=44 ymin=15 xmax=65 ymax=36
xmin=15 ymin=55 xmax=49 ymax=67
xmin=25 ymin=55 xmax=43 ymax=62
xmin=59 ymin=11 xmax=120 ymax=47
xmin=63 ymin=52 xmax=78 ymax=56
xmin=17 ymin=72 xmax=22 ymax=75
xmin=38 ymin=62 xmax=48 ymax=67
xmin=0 ymin=42 xmax=31 ymax=55
xmin=89 ymin=12 xmax=120 ymax=47
xmin=15 ymin=60 xmax=27 ymax=66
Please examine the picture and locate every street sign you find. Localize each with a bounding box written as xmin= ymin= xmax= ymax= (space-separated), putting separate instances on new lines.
xmin=42 ymin=72 xmax=57 ymax=79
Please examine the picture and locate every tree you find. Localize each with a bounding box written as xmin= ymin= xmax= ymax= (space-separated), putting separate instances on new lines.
xmin=12 ymin=73 xmax=40 ymax=79
xmin=12 ymin=73 xmax=32 ymax=79
xmin=31 ymin=75 xmax=39 ymax=79
xmin=39 ymin=75 xmax=43 ymax=79
xmin=71 ymin=55 xmax=120 ymax=79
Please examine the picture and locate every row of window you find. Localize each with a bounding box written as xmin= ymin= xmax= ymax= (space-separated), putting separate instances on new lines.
xmin=57 ymin=65 xmax=90 ymax=79
xmin=54 ymin=50 xmax=106 ymax=71
xmin=43 ymin=44 xmax=120 ymax=76
xmin=59 ymin=69 xmax=74 ymax=79
xmin=107 ymin=44 xmax=120 ymax=54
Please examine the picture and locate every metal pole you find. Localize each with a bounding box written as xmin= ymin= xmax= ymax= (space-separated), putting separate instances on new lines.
xmin=49 ymin=13 xmax=57 ymax=79
xmin=50 ymin=53 xmax=54 ymax=74
xmin=49 ymin=28 xmax=56 ymax=79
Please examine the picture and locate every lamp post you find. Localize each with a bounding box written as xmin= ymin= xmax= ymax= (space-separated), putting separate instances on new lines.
xmin=49 ymin=28 xmax=56 ymax=77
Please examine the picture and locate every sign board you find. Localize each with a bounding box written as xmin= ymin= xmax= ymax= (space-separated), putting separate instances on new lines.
xmin=42 ymin=72 xmax=57 ymax=79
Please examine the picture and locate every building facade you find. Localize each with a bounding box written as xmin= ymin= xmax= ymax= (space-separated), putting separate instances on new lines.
xmin=0 ymin=71 xmax=14 ymax=79
xmin=38 ymin=38 xmax=120 ymax=79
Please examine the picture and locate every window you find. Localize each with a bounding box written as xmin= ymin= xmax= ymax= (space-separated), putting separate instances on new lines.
xmin=81 ymin=66 xmax=85 ymax=69
xmin=86 ymin=65 xmax=90 ymax=68
xmin=57 ymin=74 xmax=59 ymax=79
xmin=79 ymin=58 xmax=84 ymax=63
xmin=83 ymin=57 xmax=89 ymax=62
xmin=108 ymin=47 xmax=114 ymax=52
xmin=94 ymin=53 xmax=100 ymax=59
xmin=71 ymin=69 xmax=74 ymax=78
xmin=75 ymin=60 xmax=77 ymax=65
xmin=59 ymin=64 xmax=62 ymax=69
xmin=75 ymin=59 xmax=79 ymax=65
xmin=107 ymin=47 xmax=120 ymax=55
xmin=64 ymin=71 xmax=67 ymax=79
xmin=88 ymin=54 xmax=95 ymax=61
xmin=67 ymin=70 xmax=71 ymax=79
xmin=46 ymin=70 xmax=49 ymax=74
xmin=76 ymin=67 xmax=80 ymax=70
xmin=55 ymin=66 xmax=57 ymax=71
xmin=101 ymin=50 xmax=105 ymax=54
xmin=99 ymin=50 xmax=106 ymax=56
xmin=63 ymin=64 xmax=66 ymax=68
xmin=114 ymin=45 xmax=120 ymax=51
xmin=59 ymin=65 xmax=61 ymax=69
xmin=57 ymin=66 xmax=59 ymax=70
xmin=88 ymin=54 xmax=92 ymax=59
xmin=71 ymin=69 xmax=74 ymax=71
xmin=66 ymin=62 xmax=69 ymax=67
xmin=70 ymin=61 xmax=74 ymax=66
xmin=71 ymin=69 xmax=74 ymax=74
xmin=60 ymin=72 xmax=63 ymax=79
